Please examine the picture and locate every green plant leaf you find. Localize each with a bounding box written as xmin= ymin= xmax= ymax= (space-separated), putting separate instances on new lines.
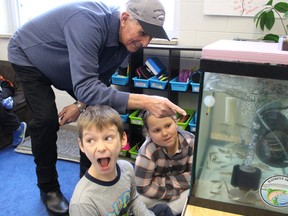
xmin=259 ymin=12 xmax=268 ymax=30
xmin=255 ymin=11 xmax=265 ymax=27
xmin=254 ymin=9 xmax=264 ymax=22
xmin=254 ymin=0 xmax=287 ymax=41
xmin=265 ymin=11 xmax=275 ymax=30
xmin=263 ymin=33 xmax=279 ymax=42
xmin=274 ymin=2 xmax=288 ymax=13
xmin=254 ymin=8 xmax=270 ymax=22
xmin=266 ymin=0 xmax=273 ymax=6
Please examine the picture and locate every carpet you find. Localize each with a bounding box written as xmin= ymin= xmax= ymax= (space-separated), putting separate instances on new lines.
xmin=15 ymin=125 xmax=80 ymax=163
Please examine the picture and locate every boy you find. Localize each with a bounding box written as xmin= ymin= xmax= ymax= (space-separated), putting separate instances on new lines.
xmin=134 ymin=111 xmax=195 ymax=215
xmin=70 ymin=105 xmax=174 ymax=216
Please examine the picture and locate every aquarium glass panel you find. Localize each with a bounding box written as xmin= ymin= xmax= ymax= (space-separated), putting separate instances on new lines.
xmin=193 ymin=72 xmax=288 ymax=214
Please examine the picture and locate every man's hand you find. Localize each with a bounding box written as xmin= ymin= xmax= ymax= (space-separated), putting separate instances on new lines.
xmin=58 ymin=103 xmax=82 ymax=126
xmin=144 ymin=95 xmax=186 ymax=117
xmin=128 ymin=94 xmax=186 ymax=118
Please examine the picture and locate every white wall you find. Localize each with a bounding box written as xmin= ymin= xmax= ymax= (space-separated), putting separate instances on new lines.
xmin=178 ymin=0 xmax=283 ymax=47
xmin=0 ymin=0 xmax=284 ymax=111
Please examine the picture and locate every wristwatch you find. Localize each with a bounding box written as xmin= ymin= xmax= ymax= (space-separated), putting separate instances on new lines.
xmin=74 ymin=101 xmax=86 ymax=113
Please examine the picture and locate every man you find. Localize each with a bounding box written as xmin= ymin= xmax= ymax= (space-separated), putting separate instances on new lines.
xmin=8 ymin=0 xmax=186 ymax=215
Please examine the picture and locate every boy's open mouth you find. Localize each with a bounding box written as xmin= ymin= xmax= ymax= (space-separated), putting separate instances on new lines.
xmin=98 ymin=158 xmax=110 ymax=168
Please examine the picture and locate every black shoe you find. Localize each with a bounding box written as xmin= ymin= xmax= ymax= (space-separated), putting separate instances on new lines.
xmin=40 ymin=190 xmax=69 ymax=216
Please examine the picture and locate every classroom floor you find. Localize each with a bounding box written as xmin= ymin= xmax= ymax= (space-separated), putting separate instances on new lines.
xmin=183 ymin=205 xmax=241 ymax=216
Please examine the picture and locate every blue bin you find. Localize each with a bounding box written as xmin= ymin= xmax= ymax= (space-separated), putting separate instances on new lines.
xmin=169 ymin=77 xmax=189 ymax=92
xmin=111 ymin=73 xmax=129 ymax=86
xmin=149 ymin=76 xmax=168 ymax=90
xmin=188 ymin=112 xmax=197 ymax=132
xmin=120 ymin=113 xmax=129 ymax=123
xmin=190 ymin=81 xmax=200 ymax=93
xmin=132 ymin=77 xmax=149 ymax=88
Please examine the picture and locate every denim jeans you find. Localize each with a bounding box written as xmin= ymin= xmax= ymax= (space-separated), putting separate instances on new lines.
xmin=149 ymin=204 xmax=174 ymax=216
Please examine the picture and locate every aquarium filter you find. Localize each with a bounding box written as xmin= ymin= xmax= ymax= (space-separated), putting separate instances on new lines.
xmin=231 ymin=164 xmax=262 ymax=191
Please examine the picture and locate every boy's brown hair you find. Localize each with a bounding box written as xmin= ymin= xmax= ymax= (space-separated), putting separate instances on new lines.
xmin=77 ymin=105 xmax=124 ymax=141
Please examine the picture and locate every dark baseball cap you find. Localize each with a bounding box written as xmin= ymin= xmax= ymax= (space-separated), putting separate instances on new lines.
xmin=126 ymin=0 xmax=169 ymax=40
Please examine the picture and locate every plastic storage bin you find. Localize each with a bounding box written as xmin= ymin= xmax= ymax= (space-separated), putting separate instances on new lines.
xmin=120 ymin=143 xmax=130 ymax=157
xmin=129 ymin=110 xmax=145 ymax=126
xmin=119 ymin=150 xmax=128 ymax=157
xmin=111 ymin=72 xmax=129 ymax=86
xmin=132 ymin=77 xmax=149 ymax=88
xmin=149 ymin=76 xmax=168 ymax=90
xmin=169 ymin=77 xmax=190 ymax=92
xmin=176 ymin=109 xmax=195 ymax=130
xmin=190 ymin=81 xmax=200 ymax=93
xmin=188 ymin=112 xmax=197 ymax=132
xmin=120 ymin=113 xmax=129 ymax=123
xmin=129 ymin=145 xmax=139 ymax=159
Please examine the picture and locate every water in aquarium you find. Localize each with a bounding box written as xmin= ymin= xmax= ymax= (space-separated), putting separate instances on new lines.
xmin=193 ymin=72 xmax=288 ymax=214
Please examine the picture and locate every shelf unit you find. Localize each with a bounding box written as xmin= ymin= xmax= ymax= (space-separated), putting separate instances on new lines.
xmin=113 ymin=45 xmax=202 ymax=158
xmin=130 ymin=45 xmax=202 ymax=104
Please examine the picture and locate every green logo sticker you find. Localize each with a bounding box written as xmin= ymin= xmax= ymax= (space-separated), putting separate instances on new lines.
xmin=259 ymin=175 xmax=288 ymax=207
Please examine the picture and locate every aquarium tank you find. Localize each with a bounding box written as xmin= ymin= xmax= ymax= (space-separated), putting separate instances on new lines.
xmin=189 ymin=55 xmax=288 ymax=216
